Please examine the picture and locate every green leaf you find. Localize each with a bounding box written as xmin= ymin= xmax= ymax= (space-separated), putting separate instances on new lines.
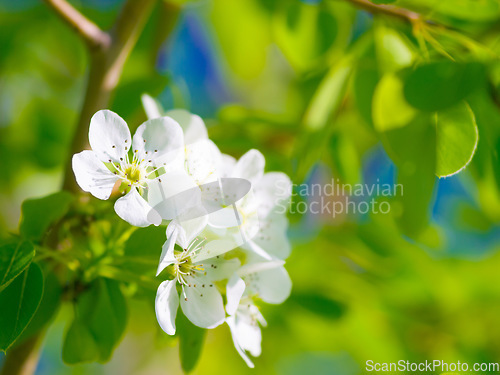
xmin=177 ymin=311 xmax=207 ymax=373
xmin=0 ymin=240 xmax=35 ymax=292
xmin=0 ymin=263 xmax=44 ymax=352
xmin=122 ymin=226 xmax=168 ymax=275
xmin=290 ymin=292 xmax=346 ymax=320
xmin=62 ymin=278 xmax=127 ymax=364
xmin=19 ymin=191 xmax=74 ymax=241
xmin=373 ymin=73 xmax=417 ymax=131
xmin=374 ymin=23 xmax=414 ymax=72
xmin=371 ymin=0 xmax=397 ymax=3
xmin=274 ymin=1 xmax=340 ymax=71
xmin=382 ymin=115 xmax=437 ymax=237
xmin=303 ymin=57 xmax=353 ymax=131
xmin=436 ymin=102 xmax=478 ymax=177
xmin=403 ymin=61 xmax=485 ymax=112
xmin=62 ymin=318 xmax=100 ymax=364
xmin=17 ymin=269 xmax=61 ymax=343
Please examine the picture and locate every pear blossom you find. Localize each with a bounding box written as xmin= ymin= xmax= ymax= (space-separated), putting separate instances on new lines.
xmin=210 ymin=149 xmax=293 ymax=260
xmin=155 ymin=220 xmax=240 ymax=332
xmin=72 ymin=110 xmax=184 ymax=227
xmin=141 ymin=94 xmax=222 ymax=185
xmin=225 ymin=259 xmax=292 ymax=367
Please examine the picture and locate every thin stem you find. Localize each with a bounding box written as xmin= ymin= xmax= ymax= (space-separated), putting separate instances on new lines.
xmin=345 ymin=0 xmax=422 ymax=22
xmin=42 ymin=0 xmax=111 ymax=50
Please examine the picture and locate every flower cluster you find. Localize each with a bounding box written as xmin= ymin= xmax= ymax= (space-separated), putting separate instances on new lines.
xmin=72 ymin=96 xmax=293 ymax=368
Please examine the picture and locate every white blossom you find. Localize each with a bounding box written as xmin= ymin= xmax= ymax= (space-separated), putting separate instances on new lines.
xmin=72 ymin=110 xmax=185 ymax=227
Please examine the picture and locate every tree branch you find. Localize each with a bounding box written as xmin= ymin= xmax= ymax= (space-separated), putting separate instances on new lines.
xmin=345 ymin=0 xmax=422 ymax=22
xmin=61 ymin=0 xmax=159 ymax=192
xmin=42 ymin=0 xmax=111 ymax=50
xmin=0 ymin=332 xmax=43 ymax=375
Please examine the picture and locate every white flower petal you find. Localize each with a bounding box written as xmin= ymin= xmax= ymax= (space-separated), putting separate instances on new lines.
xmin=232 ymin=149 xmax=265 ymax=182
xmin=232 ymin=311 xmax=262 ymax=357
xmin=157 ymin=230 xmax=177 ymax=276
xmin=226 ymin=317 xmax=255 ymax=368
xmin=254 ymin=172 xmax=292 ymax=218
xmin=165 ymin=109 xmax=208 ymax=144
xmin=185 ymin=140 xmax=221 ymax=185
xmin=72 ymin=150 xmax=119 ymax=200
xmin=226 ymin=274 xmax=246 ymax=316
xmin=202 ymin=257 xmax=241 ymax=281
xmin=252 ymin=213 xmax=291 ymax=260
xmin=141 ymin=94 xmax=164 ymax=119
xmin=88 ymin=110 xmax=131 ymax=163
xmin=193 ymin=238 xmax=239 ymax=263
xmin=114 ymin=188 xmax=161 ymax=227
xmin=244 ymin=265 xmax=291 ymax=304
xmin=146 ymin=170 xmax=200 ymax=220
xmin=132 ymin=117 xmax=184 ymax=170
xmin=218 ymin=154 xmax=237 ymax=178
xmin=155 ymin=280 xmax=179 ymax=335
xmin=180 ymin=279 xmax=225 ymax=329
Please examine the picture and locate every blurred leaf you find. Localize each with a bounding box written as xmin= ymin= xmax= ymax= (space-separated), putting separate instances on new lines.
xmin=403 ymin=61 xmax=485 ymax=111
xmin=329 ymin=133 xmax=361 ymax=185
xmin=290 ymin=292 xmax=346 ymax=320
xmin=374 ymin=23 xmax=414 ymax=72
xmin=0 ymin=240 xmax=34 ymax=292
xmin=303 ymin=57 xmax=353 ymax=131
xmin=19 ymin=191 xmax=74 ymax=242
xmin=63 ymin=278 xmax=128 ymax=363
xmin=177 ymin=311 xmax=207 ymax=373
xmin=436 ymin=102 xmax=478 ymax=177
xmin=371 ymin=0 xmax=397 ymax=4
xmin=382 ymin=115 xmax=436 ymax=236
xmin=211 ymin=0 xmax=272 ymax=79
xmin=112 ymin=73 xmax=169 ymax=121
xmin=0 ymin=263 xmax=44 ymax=352
xmin=373 ymin=73 xmax=416 ymax=131
xmin=62 ymin=318 xmax=100 ymax=364
xmin=274 ymin=1 xmax=338 ymax=71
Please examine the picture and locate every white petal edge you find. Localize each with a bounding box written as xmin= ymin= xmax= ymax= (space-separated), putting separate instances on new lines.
xmin=89 ymin=110 xmax=131 ymax=163
xmin=155 ymin=280 xmax=179 ymax=335
xmin=165 ymin=109 xmax=208 ymax=144
xmin=132 ymin=116 xmax=184 ymax=169
xmin=232 ymin=149 xmax=265 ymax=183
xmin=226 ymin=274 xmax=246 ymax=316
xmin=157 ymin=229 xmax=178 ymax=276
xmin=226 ymin=317 xmax=255 ymax=368
xmin=180 ymin=280 xmax=225 ymax=329
xmin=72 ymin=150 xmax=119 ymax=200
xmin=141 ymin=94 xmax=164 ymax=119
xmin=114 ymin=188 xmax=161 ymax=227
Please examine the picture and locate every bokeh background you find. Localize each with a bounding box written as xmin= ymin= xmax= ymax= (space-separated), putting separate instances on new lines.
xmin=1 ymin=0 xmax=500 ymax=374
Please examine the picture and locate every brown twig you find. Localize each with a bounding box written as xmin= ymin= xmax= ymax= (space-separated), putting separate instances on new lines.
xmin=345 ymin=0 xmax=422 ymax=22
xmin=0 ymin=333 xmax=43 ymax=375
xmin=42 ymin=0 xmax=111 ymax=50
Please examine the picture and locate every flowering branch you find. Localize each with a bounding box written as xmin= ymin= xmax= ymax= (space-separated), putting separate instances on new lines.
xmin=42 ymin=0 xmax=111 ymax=50
xmin=57 ymin=0 xmax=159 ymax=192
